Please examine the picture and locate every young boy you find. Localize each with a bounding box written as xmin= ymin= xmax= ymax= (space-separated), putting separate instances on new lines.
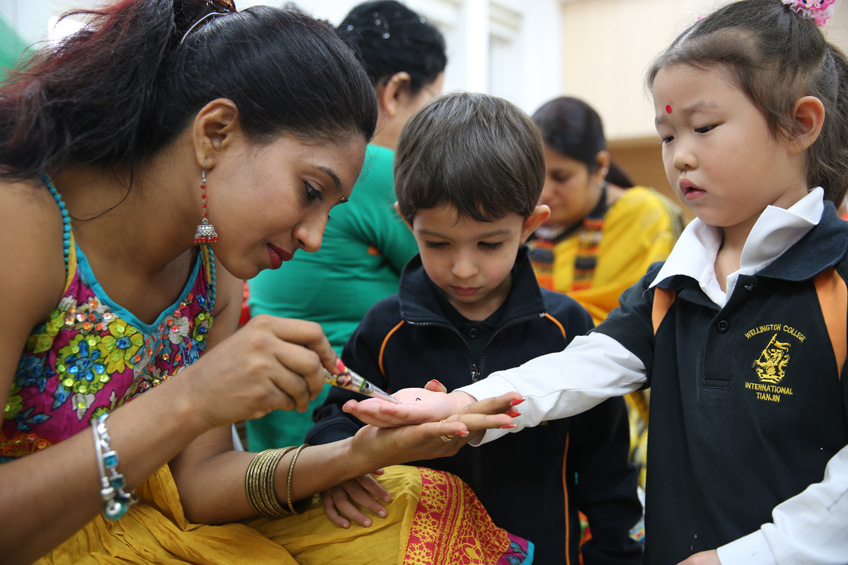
xmin=306 ymin=93 xmax=642 ymax=564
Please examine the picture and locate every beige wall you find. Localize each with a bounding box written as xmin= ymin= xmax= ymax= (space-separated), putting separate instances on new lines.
xmin=557 ymin=0 xmax=848 ymax=209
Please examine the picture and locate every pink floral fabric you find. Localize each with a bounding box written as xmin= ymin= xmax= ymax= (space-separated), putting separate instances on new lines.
xmin=2 ymin=239 xmax=215 ymax=459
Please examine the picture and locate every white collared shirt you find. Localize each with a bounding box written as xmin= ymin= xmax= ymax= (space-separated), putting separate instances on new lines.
xmin=649 ymin=187 xmax=824 ymax=306
xmin=461 ymin=188 xmax=848 ymax=564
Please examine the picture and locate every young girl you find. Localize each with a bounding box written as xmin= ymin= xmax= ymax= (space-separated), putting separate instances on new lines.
xmin=0 ymin=1 xmax=523 ymax=563
xmin=347 ymin=1 xmax=848 ymax=563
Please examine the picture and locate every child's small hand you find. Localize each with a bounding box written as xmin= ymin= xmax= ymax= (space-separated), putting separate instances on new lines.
xmin=348 ymin=392 xmax=522 ymax=465
xmin=321 ymin=472 xmax=391 ymax=528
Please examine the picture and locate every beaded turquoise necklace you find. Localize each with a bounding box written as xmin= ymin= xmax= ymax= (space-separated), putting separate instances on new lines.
xmin=41 ymin=172 xmax=72 ymax=268
xmin=39 ymin=172 xmax=216 ymax=309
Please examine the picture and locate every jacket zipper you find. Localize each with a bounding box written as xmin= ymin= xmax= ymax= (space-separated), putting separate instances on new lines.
xmin=471 ymin=313 xmax=545 ymax=493
xmin=410 ymin=312 xmax=546 ymax=495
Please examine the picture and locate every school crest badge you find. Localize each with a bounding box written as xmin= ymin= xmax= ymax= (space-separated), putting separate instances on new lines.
xmin=752 ymin=333 xmax=791 ymax=384
xmin=743 ymin=324 xmax=804 ymax=403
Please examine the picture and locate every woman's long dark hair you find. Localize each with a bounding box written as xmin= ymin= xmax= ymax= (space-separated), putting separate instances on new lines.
xmin=0 ymin=0 xmax=378 ymax=181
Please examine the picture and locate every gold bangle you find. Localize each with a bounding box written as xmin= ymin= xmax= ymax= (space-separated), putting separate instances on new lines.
xmin=286 ymin=443 xmax=310 ymax=514
xmin=245 ymin=447 xmax=295 ymax=518
xmin=255 ymin=451 xmax=279 ymax=516
xmin=248 ymin=451 xmax=277 ymax=516
xmin=246 ymin=450 xmax=278 ymax=517
xmin=262 ymin=447 xmax=295 ymax=517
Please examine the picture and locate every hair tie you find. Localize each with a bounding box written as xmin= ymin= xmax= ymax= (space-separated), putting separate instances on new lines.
xmin=179 ymin=0 xmax=237 ymax=44
xmin=781 ymin=0 xmax=839 ymax=26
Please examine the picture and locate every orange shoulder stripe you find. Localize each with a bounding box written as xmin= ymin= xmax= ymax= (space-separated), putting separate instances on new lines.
xmin=544 ymin=313 xmax=567 ymax=339
xmin=814 ymin=268 xmax=847 ymax=379
xmin=652 ymin=287 xmax=676 ymax=335
xmin=378 ymin=320 xmax=406 ymax=378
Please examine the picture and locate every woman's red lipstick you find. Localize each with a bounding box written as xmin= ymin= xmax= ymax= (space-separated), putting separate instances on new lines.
xmin=268 ymin=244 xmax=293 ymax=269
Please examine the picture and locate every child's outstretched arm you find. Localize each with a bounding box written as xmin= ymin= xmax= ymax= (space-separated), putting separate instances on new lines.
xmin=345 ymin=332 xmax=646 ymax=436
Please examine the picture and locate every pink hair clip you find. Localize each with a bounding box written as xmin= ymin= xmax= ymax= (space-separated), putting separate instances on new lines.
xmin=781 ymin=0 xmax=839 ymax=26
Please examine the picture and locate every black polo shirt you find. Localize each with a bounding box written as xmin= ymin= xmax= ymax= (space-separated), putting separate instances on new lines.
xmin=596 ymin=203 xmax=848 ymax=564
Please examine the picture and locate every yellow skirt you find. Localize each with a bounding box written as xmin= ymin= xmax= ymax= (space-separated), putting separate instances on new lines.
xmin=37 ymin=465 xmax=533 ymax=564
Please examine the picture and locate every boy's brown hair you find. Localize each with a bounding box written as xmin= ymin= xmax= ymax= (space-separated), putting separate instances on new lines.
xmin=394 ymin=92 xmax=545 ymax=223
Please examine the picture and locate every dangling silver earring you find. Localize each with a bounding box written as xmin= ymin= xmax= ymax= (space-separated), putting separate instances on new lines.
xmin=194 ymin=165 xmax=219 ymax=244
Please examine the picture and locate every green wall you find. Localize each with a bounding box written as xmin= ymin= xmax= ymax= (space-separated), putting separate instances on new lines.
xmin=0 ymin=15 xmax=29 ymax=82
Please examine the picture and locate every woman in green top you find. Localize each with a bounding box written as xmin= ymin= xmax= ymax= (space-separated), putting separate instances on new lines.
xmin=246 ymin=1 xmax=446 ymax=450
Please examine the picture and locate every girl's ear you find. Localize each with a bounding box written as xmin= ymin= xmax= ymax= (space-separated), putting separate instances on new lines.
xmin=788 ymin=96 xmax=825 ymax=155
xmin=520 ymin=205 xmax=551 ymax=242
xmin=193 ymin=98 xmax=241 ymax=168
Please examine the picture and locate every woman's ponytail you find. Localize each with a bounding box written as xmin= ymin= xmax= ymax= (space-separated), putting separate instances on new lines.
xmin=0 ymin=0 xmax=175 ymax=179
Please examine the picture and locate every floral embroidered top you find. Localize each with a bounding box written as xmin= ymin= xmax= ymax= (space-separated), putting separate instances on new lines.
xmin=2 ymin=182 xmax=216 ymax=460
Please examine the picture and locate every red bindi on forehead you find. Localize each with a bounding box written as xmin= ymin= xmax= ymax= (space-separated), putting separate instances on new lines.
xmin=665 ymin=104 xmax=672 ymax=114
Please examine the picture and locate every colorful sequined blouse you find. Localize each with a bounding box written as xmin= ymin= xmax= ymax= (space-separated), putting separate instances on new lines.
xmin=2 ymin=179 xmax=216 ymax=460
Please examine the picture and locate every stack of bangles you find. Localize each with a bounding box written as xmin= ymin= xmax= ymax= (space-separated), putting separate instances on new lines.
xmin=245 ymin=443 xmax=311 ymax=518
xmin=91 ymin=413 xmax=138 ymax=520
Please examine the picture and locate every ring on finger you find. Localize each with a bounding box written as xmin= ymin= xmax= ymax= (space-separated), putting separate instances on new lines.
xmin=439 ymin=419 xmax=455 ymax=442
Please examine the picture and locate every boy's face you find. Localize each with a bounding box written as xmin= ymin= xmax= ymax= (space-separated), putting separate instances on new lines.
xmin=408 ymin=204 xmax=547 ymax=321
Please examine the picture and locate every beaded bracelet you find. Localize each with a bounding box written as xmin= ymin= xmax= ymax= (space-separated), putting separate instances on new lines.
xmin=286 ymin=443 xmax=310 ymax=514
xmin=245 ymin=447 xmax=296 ymax=518
xmin=91 ymin=413 xmax=138 ymax=520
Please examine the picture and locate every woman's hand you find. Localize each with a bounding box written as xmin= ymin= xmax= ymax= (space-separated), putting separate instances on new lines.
xmin=183 ymin=314 xmax=338 ymax=431
xmin=343 ymin=379 xmax=513 ymax=428
xmin=349 ymin=391 xmax=522 ymax=466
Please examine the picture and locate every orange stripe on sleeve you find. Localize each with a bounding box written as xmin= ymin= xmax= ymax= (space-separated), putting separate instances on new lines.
xmin=561 ymin=433 xmax=571 ymax=564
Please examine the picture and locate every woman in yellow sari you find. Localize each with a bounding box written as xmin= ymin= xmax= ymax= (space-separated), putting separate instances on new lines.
xmin=0 ymin=1 xmax=530 ymax=563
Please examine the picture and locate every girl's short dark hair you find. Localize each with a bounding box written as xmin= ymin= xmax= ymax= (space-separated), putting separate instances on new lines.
xmin=646 ymin=0 xmax=848 ymax=205
xmin=0 ymin=0 xmax=378 ymax=181
xmin=337 ymin=0 xmax=446 ymax=95
xmin=394 ymin=92 xmax=545 ymax=223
